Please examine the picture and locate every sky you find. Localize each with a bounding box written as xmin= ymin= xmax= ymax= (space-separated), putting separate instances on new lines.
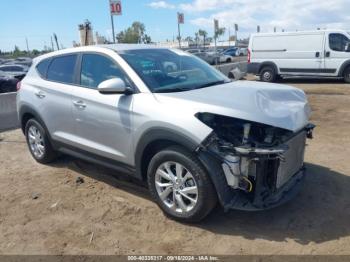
xmin=1 ymin=0 xmax=350 ymax=52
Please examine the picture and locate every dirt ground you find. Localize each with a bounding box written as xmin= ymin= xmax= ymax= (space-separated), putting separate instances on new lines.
xmin=1 ymin=77 xmax=350 ymax=255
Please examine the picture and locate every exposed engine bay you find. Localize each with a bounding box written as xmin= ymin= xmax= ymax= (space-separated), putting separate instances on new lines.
xmin=196 ymin=112 xmax=315 ymax=209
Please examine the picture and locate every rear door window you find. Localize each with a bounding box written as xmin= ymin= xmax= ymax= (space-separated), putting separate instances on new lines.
xmin=47 ymin=55 xmax=77 ymax=84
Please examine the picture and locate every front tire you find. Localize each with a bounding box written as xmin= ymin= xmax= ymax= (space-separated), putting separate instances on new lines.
xmin=147 ymin=146 xmax=217 ymax=222
xmin=25 ymin=119 xmax=57 ymax=164
xmin=344 ymin=66 xmax=350 ymax=83
xmin=260 ymin=66 xmax=276 ymax=82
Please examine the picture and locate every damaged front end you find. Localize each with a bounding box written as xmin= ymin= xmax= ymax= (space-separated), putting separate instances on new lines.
xmin=196 ymin=112 xmax=315 ymax=211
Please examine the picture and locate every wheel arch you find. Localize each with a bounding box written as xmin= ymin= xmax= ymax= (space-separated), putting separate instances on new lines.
xmin=338 ymin=60 xmax=350 ymax=77
xmin=19 ymin=105 xmax=49 ymax=137
xmin=135 ymin=128 xmax=231 ymax=208
xmin=259 ymin=61 xmax=279 ymax=75
xmin=135 ymin=128 xmax=199 ymax=181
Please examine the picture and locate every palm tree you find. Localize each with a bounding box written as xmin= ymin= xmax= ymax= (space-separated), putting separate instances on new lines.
xmin=214 ymin=27 xmax=225 ymax=49
xmin=198 ymin=30 xmax=208 ymax=48
xmin=194 ymin=32 xmax=200 ymax=48
xmin=185 ymin=36 xmax=194 ymax=43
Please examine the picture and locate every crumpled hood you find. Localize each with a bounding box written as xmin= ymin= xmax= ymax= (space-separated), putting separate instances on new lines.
xmin=154 ymin=81 xmax=311 ymax=132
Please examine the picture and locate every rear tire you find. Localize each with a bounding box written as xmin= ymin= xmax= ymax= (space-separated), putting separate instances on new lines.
xmin=147 ymin=146 xmax=217 ymax=222
xmin=25 ymin=119 xmax=57 ymax=164
xmin=344 ymin=66 xmax=350 ymax=83
xmin=260 ymin=66 xmax=276 ymax=82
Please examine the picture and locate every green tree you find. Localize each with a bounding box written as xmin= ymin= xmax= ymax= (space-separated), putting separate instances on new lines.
xmin=194 ymin=32 xmax=200 ymax=47
xmin=214 ymin=27 xmax=225 ymax=48
xmin=198 ymin=30 xmax=208 ymax=48
xmin=32 ymin=49 xmax=40 ymax=56
xmin=13 ymin=45 xmax=21 ymax=57
xmin=116 ymin=22 xmax=152 ymax=44
xmin=214 ymin=27 xmax=226 ymax=40
xmin=185 ymin=36 xmax=193 ymax=43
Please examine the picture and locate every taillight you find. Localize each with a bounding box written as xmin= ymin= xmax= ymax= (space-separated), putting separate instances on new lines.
xmin=16 ymin=81 xmax=22 ymax=91
xmin=247 ymin=49 xmax=251 ymax=63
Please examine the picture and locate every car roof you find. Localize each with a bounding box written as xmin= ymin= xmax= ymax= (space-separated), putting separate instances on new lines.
xmin=33 ymin=44 xmax=173 ymax=63
xmin=251 ymin=29 xmax=349 ymax=37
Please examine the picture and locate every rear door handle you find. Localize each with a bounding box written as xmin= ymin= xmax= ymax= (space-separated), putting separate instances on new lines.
xmin=73 ymin=100 xmax=87 ymax=109
xmin=35 ymin=91 xmax=46 ymax=99
xmin=315 ymin=51 xmax=320 ymax=58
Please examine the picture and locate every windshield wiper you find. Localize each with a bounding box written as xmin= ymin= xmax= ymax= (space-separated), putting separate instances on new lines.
xmin=153 ymin=87 xmax=193 ymax=93
xmin=194 ymin=80 xmax=231 ymax=90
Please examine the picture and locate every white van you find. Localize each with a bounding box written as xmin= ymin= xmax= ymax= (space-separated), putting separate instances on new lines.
xmin=247 ymin=30 xmax=350 ymax=82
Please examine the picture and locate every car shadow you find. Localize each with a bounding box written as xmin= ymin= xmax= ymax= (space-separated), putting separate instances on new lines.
xmin=49 ymin=155 xmax=152 ymax=201
xmin=197 ymin=163 xmax=350 ymax=244
xmin=50 ymin=157 xmax=350 ymax=245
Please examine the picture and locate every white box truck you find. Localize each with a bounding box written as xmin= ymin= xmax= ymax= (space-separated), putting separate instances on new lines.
xmin=247 ymin=30 xmax=350 ymax=82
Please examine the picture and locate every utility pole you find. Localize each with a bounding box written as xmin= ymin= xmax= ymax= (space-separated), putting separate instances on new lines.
xmin=111 ymin=15 xmax=116 ymax=43
xmin=214 ymin=19 xmax=219 ymax=66
xmin=177 ymin=13 xmax=184 ymax=48
xmin=228 ymin=27 xmax=231 ymax=47
xmin=234 ymin=24 xmax=238 ymax=47
xmin=53 ymin=33 xmax=59 ymax=50
xmin=25 ymin=37 xmax=30 ymax=54
xmin=109 ymin=1 xmax=122 ymax=43
xmin=178 ymin=22 xmax=181 ymax=48
xmin=51 ymin=36 xmax=54 ymax=51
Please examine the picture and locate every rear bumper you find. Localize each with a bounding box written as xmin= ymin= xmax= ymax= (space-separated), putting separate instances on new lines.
xmin=247 ymin=62 xmax=261 ymax=75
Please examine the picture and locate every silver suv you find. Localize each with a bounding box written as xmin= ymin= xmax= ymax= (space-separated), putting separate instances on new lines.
xmin=17 ymin=45 xmax=314 ymax=222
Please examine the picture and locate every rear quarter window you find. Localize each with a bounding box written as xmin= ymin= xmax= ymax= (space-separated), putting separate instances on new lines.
xmin=36 ymin=58 xmax=51 ymax=79
xmin=47 ymin=55 xmax=77 ymax=84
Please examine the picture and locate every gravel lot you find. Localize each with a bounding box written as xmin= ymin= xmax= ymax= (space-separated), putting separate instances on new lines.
xmin=0 ymin=77 xmax=350 ymax=255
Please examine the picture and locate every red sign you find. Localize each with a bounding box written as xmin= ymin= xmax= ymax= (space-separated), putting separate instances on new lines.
xmin=110 ymin=0 xmax=122 ymax=16
xmin=177 ymin=13 xmax=184 ymax=24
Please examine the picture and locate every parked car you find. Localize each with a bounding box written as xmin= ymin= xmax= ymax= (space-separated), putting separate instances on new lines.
xmin=0 ymin=72 xmax=19 ymax=93
xmin=236 ymin=47 xmax=248 ymax=56
xmin=0 ymin=64 xmax=28 ymax=78
xmin=193 ymin=51 xmax=218 ymax=64
xmin=186 ymin=49 xmax=202 ymax=54
xmin=248 ymin=29 xmax=350 ymax=82
xmin=17 ymin=45 xmax=314 ymax=222
xmin=222 ymin=48 xmax=238 ymax=57
xmin=14 ymin=57 xmax=33 ymax=66
xmin=218 ymin=53 xmax=234 ymax=63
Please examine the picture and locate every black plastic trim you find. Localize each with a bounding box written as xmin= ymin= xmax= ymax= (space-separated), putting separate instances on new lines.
xmin=280 ymin=68 xmax=337 ymax=74
xmin=247 ymin=62 xmax=260 ymax=74
xmin=52 ymin=140 xmax=136 ymax=176
xmin=19 ymin=104 xmax=51 ymax=136
xmin=134 ymin=127 xmax=200 ymax=180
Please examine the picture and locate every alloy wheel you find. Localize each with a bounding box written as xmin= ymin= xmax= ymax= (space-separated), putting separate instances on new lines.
xmin=27 ymin=125 xmax=45 ymax=159
xmin=155 ymin=161 xmax=198 ymax=214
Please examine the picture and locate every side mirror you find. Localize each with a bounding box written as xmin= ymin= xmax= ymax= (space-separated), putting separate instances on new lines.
xmin=346 ymin=43 xmax=350 ymax=52
xmin=97 ymin=78 xmax=133 ymax=95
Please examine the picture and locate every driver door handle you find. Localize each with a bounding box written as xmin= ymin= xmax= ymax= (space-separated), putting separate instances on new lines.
xmin=73 ymin=100 xmax=87 ymax=109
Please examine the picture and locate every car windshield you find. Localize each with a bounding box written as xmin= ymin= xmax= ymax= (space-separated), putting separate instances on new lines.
xmin=119 ymin=48 xmax=230 ymax=93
